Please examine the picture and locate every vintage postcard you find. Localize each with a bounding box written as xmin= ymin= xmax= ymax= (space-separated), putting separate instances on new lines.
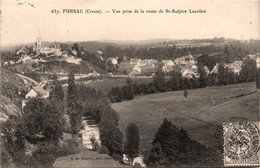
xmin=0 ymin=0 xmax=259 ymax=167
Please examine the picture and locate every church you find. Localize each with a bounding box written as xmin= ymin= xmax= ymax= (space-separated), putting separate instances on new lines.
xmin=33 ymin=33 xmax=62 ymax=56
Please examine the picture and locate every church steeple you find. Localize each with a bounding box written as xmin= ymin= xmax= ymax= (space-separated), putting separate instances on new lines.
xmin=35 ymin=30 xmax=42 ymax=55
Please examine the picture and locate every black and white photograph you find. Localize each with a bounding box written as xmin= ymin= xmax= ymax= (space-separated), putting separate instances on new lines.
xmin=1 ymin=0 xmax=260 ymax=167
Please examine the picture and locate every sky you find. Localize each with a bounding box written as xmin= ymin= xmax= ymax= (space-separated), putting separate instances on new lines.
xmin=1 ymin=0 xmax=260 ymax=45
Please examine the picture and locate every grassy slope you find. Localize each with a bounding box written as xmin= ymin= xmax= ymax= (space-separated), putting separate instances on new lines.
xmin=112 ymin=82 xmax=259 ymax=150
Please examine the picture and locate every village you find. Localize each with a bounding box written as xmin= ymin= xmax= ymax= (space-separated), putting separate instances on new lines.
xmin=3 ymin=34 xmax=260 ymax=110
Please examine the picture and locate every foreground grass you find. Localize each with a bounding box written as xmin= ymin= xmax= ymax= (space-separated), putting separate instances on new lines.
xmin=53 ymin=145 xmax=129 ymax=168
xmin=112 ymin=82 xmax=259 ymax=150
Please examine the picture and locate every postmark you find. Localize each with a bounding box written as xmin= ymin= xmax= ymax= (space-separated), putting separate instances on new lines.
xmin=223 ymin=121 xmax=260 ymax=167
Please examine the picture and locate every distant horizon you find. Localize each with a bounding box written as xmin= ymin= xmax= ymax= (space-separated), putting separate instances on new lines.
xmin=2 ymin=37 xmax=258 ymax=47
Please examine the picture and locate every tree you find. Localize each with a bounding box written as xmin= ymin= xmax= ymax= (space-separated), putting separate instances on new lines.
xmin=72 ymin=43 xmax=81 ymax=57
xmin=184 ymin=90 xmax=188 ymax=98
xmin=256 ymin=68 xmax=260 ymax=89
xmin=144 ymin=118 xmax=221 ymax=166
xmin=2 ymin=116 xmax=25 ymax=156
xmin=49 ymin=84 xmax=64 ymax=102
xmin=217 ymin=64 xmax=225 ymax=85
xmin=109 ymin=87 xmax=124 ymax=102
xmin=144 ymin=142 xmax=166 ymax=166
xmin=66 ymin=72 xmax=82 ymax=135
xmin=124 ymin=123 xmax=140 ymax=165
xmin=240 ymin=59 xmax=257 ymax=83
xmin=22 ymin=98 xmax=63 ymax=144
xmin=99 ymin=108 xmax=123 ymax=155
xmin=199 ymin=67 xmax=208 ymax=88
xmin=122 ymin=78 xmax=134 ymax=100
xmin=168 ymin=70 xmax=182 ymax=91
xmin=153 ymin=70 xmax=166 ymax=92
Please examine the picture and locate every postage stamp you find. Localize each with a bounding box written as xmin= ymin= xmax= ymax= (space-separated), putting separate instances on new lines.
xmin=223 ymin=121 xmax=260 ymax=167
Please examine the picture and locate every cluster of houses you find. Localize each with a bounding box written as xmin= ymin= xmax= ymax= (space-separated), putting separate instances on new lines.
xmin=107 ymin=52 xmax=260 ymax=78
xmin=107 ymin=53 xmax=202 ymax=78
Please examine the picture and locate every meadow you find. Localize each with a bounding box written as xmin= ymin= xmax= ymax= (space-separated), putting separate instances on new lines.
xmin=112 ymin=82 xmax=259 ymax=150
xmin=78 ymin=77 xmax=153 ymax=95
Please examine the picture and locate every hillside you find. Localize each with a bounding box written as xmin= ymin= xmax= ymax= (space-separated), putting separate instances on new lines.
xmin=112 ymin=82 xmax=258 ymax=150
xmin=0 ymin=69 xmax=36 ymax=122
xmin=0 ymin=96 xmax=21 ymax=122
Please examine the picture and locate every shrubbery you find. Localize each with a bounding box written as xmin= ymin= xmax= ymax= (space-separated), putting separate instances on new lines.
xmin=99 ymin=145 xmax=109 ymax=154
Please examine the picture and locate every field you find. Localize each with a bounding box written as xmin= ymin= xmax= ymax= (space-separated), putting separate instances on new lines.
xmin=76 ymin=77 xmax=153 ymax=95
xmin=112 ymin=82 xmax=259 ymax=150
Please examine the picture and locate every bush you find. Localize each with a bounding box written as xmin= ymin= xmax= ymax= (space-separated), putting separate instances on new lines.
xmin=66 ymin=137 xmax=80 ymax=148
xmin=133 ymin=162 xmax=142 ymax=168
xmin=90 ymin=135 xmax=100 ymax=151
xmin=63 ymin=116 xmax=72 ymax=133
xmin=112 ymin=154 xmax=123 ymax=162
xmin=55 ymin=138 xmax=80 ymax=157
xmin=34 ymin=153 xmax=56 ymax=166
xmin=1 ymin=145 xmax=13 ymax=168
xmin=99 ymin=145 xmax=109 ymax=155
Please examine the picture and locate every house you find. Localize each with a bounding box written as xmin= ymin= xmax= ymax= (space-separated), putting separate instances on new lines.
xmin=17 ymin=47 xmax=30 ymax=55
xmin=95 ymin=54 xmax=104 ymax=61
xmin=162 ymin=60 xmax=174 ymax=67
xmin=62 ymin=50 xmax=69 ymax=57
xmin=204 ymin=66 xmax=210 ymax=74
xmin=118 ymin=61 xmax=141 ymax=74
xmin=3 ymin=61 xmax=8 ymax=66
xmin=72 ymin=49 xmax=77 ymax=56
xmin=174 ymin=53 xmax=196 ymax=65
xmin=182 ymin=69 xmax=198 ymax=78
xmin=162 ymin=65 xmax=174 ymax=73
xmin=211 ymin=62 xmax=242 ymax=74
xmin=106 ymin=58 xmax=118 ymax=65
xmin=140 ymin=63 xmax=159 ymax=74
xmin=97 ymin=50 xmax=103 ymax=55
xmin=25 ymin=86 xmax=49 ymax=99
xmin=65 ymin=56 xmax=81 ymax=65
xmin=19 ymin=55 xmax=32 ymax=62
xmin=244 ymin=54 xmax=256 ymax=60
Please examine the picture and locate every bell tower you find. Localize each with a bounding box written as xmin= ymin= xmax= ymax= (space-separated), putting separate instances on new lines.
xmin=35 ymin=31 xmax=42 ymax=54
